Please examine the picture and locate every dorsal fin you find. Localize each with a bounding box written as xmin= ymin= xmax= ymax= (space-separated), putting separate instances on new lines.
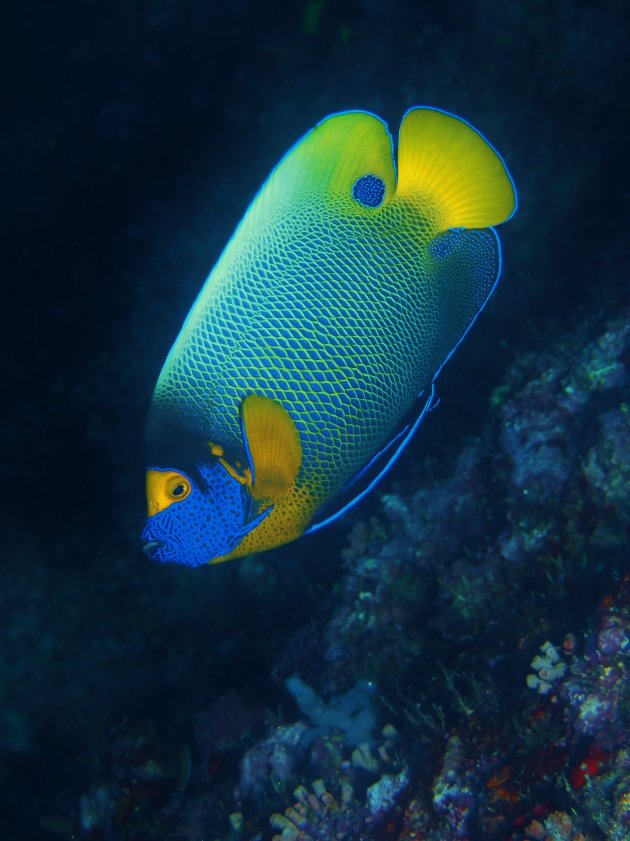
xmin=396 ymin=107 xmax=517 ymax=230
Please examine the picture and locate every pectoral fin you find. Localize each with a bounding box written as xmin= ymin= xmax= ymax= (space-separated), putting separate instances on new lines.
xmin=240 ymin=394 xmax=303 ymax=501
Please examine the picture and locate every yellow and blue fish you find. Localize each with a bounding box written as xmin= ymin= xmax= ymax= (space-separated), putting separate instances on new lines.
xmin=142 ymin=107 xmax=517 ymax=566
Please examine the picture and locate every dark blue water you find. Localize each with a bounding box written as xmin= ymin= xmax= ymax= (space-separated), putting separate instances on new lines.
xmin=3 ymin=2 xmax=628 ymax=839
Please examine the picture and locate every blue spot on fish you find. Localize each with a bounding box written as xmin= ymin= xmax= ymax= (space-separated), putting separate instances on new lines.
xmin=352 ymin=174 xmax=385 ymax=208
xmin=428 ymin=229 xmax=464 ymax=260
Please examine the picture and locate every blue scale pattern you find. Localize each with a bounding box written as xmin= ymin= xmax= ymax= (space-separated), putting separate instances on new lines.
xmin=149 ymin=195 xmax=499 ymax=521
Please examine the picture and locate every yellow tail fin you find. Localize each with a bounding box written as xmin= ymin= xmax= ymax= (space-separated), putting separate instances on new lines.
xmin=396 ymin=107 xmax=516 ymax=230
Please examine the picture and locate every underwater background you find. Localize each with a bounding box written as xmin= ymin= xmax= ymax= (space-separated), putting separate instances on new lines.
xmin=3 ymin=1 xmax=628 ymax=839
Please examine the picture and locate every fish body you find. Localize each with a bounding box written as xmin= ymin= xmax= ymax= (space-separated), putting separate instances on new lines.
xmin=143 ymin=107 xmax=516 ymax=566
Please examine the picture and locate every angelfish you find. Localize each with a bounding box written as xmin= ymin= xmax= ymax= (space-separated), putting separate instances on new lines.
xmin=142 ymin=107 xmax=517 ymax=566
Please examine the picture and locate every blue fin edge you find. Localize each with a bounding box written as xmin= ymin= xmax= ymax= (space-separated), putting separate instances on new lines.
xmin=305 ymin=384 xmax=436 ymax=534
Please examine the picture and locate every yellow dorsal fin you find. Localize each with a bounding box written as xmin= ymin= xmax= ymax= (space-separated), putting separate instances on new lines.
xmin=396 ymin=107 xmax=516 ymax=230
xmin=240 ymin=395 xmax=303 ymax=501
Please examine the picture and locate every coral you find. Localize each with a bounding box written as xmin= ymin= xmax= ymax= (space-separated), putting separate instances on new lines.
xmin=527 ymin=641 xmax=568 ymax=695
xmin=284 ymin=675 xmax=377 ymax=747
xmin=75 ymin=719 xmax=194 ymax=839
xmin=432 ymin=735 xmax=479 ymax=840
xmin=269 ymin=778 xmax=367 ymax=841
xmin=60 ymin=306 xmax=630 ymax=841
xmin=523 ymin=810 xmax=595 ymax=841
xmin=237 ymin=722 xmax=310 ymax=802
xmin=560 ymin=582 xmax=629 ymax=746
xmin=267 ymin=754 xmax=410 ymax=840
xmin=367 ymin=768 xmax=409 ymax=816
xmin=512 ymin=578 xmax=630 ymax=840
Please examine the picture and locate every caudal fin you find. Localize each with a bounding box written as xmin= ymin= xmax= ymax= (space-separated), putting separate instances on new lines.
xmin=396 ymin=107 xmax=517 ymax=230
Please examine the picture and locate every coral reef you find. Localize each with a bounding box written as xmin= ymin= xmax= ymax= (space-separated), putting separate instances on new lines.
xmin=54 ymin=304 xmax=629 ymax=841
xmin=4 ymin=2 xmax=628 ymax=836
xmin=284 ymin=675 xmax=377 ymax=747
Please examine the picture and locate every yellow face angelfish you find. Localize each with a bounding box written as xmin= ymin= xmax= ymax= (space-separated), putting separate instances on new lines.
xmin=142 ymin=107 xmax=517 ymax=567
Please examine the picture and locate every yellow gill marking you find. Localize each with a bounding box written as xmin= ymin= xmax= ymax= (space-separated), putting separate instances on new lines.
xmin=207 ymin=440 xmax=251 ymax=487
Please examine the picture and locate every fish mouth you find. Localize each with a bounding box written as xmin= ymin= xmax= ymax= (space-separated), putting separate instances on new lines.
xmin=142 ymin=539 xmax=165 ymax=560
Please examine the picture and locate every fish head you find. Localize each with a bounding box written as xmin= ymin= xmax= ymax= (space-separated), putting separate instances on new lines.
xmin=143 ymin=394 xmax=308 ymax=566
xmin=141 ymin=461 xmax=268 ymax=567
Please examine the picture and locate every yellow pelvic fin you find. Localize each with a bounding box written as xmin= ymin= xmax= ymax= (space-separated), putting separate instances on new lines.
xmin=240 ymin=394 xmax=303 ymax=501
xmin=396 ymin=107 xmax=516 ymax=230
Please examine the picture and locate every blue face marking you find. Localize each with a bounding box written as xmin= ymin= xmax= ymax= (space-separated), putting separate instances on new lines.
xmin=142 ymin=460 xmax=268 ymax=567
xmin=352 ymin=174 xmax=385 ymax=208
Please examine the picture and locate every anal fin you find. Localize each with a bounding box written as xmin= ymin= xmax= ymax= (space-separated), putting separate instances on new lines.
xmin=306 ymin=385 xmax=436 ymax=534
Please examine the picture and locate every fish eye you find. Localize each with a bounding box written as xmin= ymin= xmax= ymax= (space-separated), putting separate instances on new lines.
xmin=167 ymin=477 xmax=191 ymax=501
